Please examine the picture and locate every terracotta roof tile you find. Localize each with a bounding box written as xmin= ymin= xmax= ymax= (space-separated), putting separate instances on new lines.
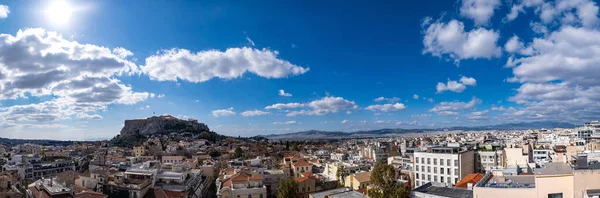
xmin=454 ymin=173 xmax=484 ymax=188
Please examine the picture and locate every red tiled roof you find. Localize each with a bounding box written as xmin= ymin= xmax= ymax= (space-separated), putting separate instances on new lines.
xmin=293 ymin=160 xmax=311 ymax=167
xmin=454 ymin=173 xmax=484 ymax=188
xmin=294 ymin=176 xmax=315 ymax=183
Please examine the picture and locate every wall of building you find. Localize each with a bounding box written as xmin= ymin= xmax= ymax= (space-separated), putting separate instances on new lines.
xmin=535 ymin=175 xmax=573 ymax=198
xmin=459 ymin=150 xmax=474 ymax=179
xmin=473 ymin=187 xmax=536 ymax=198
xmin=574 ymin=169 xmax=600 ymax=198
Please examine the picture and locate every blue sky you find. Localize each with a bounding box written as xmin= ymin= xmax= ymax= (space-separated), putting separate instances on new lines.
xmin=0 ymin=0 xmax=599 ymax=140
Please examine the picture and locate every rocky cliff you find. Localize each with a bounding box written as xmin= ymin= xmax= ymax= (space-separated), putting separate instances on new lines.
xmin=119 ymin=115 xmax=210 ymax=136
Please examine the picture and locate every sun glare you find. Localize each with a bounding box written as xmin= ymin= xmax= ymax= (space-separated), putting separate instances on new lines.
xmin=46 ymin=0 xmax=73 ymax=26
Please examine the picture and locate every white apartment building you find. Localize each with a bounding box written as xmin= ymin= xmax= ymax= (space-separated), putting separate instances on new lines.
xmin=532 ymin=150 xmax=552 ymax=166
xmin=413 ymin=147 xmax=474 ymax=187
xmin=475 ymin=150 xmax=503 ymax=172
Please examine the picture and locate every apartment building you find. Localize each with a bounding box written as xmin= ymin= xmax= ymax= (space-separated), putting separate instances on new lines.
xmin=473 ymin=162 xmax=600 ymax=198
xmin=475 ymin=150 xmax=503 ymax=172
xmin=413 ymin=146 xmax=474 ymax=187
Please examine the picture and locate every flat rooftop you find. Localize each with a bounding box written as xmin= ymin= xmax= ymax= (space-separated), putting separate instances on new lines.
xmin=413 ymin=183 xmax=473 ymax=198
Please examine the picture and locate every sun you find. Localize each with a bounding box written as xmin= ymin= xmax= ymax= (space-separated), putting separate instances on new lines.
xmin=46 ymin=0 xmax=73 ymax=26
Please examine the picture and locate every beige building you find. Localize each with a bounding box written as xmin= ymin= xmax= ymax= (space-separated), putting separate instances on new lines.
xmin=291 ymin=160 xmax=312 ymax=178
xmin=295 ymin=176 xmax=316 ymax=198
xmin=161 ymin=156 xmax=186 ymax=164
xmin=344 ymin=171 xmax=371 ymax=190
xmin=216 ymin=171 xmax=267 ymax=198
xmin=133 ymin=146 xmax=146 ymax=157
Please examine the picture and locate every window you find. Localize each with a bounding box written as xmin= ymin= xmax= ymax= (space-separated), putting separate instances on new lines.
xmin=421 ymin=158 xmax=424 ymax=164
xmin=454 ymin=160 xmax=458 ymax=166
xmin=416 ymin=166 xmax=419 ymax=171
xmin=422 ymin=166 xmax=425 ymax=172
xmin=440 ymin=168 xmax=444 ymax=174
xmin=427 ymin=175 xmax=431 ymax=181
xmin=427 ymin=166 xmax=431 ymax=173
xmin=427 ymin=158 xmax=430 ymax=164
xmin=447 ymin=177 xmax=451 ymax=183
xmin=548 ymin=193 xmax=563 ymax=198
xmin=455 ymin=178 xmax=458 ymax=184
xmin=447 ymin=159 xmax=451 ymax=166
xmin=454 ymin=169 xmax=459 ymax=175
xmin=416 ymin=173 xmax=419 ymax=179
xmin=434 ymin=167 xmax=437 ymax=174
xmin=434 ymin=176 xmax=437 ymax=182
xmin=416 ymin=181 xmax=420 ymax=186
xmin=447 ymin=168 xmax=450 ymax=175
xmin=433 ymin=158 xmax=437 ymax=165
xmin=415 ymin=157 xmax=419 ymax=163
xmin=308 ymin=187 xmax=310 ymax=192
xmin=440 ymin=177 xmax=444 ymax=183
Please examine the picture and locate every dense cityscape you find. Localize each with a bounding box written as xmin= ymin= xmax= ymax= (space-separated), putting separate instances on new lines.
xmin=0 ymin=116 xmax=599 ymax=198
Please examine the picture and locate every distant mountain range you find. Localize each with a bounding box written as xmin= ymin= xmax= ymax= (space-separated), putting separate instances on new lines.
xmin=261 ymin=121 xmax=578 ymax=140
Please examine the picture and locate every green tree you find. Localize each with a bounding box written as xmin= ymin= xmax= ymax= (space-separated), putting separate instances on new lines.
xmin=234 ymin=147 xmax=243 ymax=159
xmin=368 ymin=161 xmax=410 ymax=198
xmin=277 ymin=178 xmax=298 ymax=198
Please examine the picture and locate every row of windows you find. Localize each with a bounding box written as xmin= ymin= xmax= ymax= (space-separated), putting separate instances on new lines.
xmin=415 ymin=175 xmax=459 ymax=185
xmin=416 ymin=176 xmax=458 ymax=186
xmin=415 ymin=157 xmax=458 ymax=167
xmin=415 ymin=166 xmax=459 ymax=175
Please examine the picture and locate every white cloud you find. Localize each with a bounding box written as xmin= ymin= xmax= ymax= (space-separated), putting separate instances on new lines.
xmin=157 ymin=94 xmax=166 ymax=98
xmin=246 ymin=36 xmax=255 ymax=46
xmin=0 ymin=5 xmax=9 ymax=19
xmin=212 ymin=107 xmax=236 ymax=117
xmin=460 ymin=0 xmax=502 ymax=26
xmin=112 ymin=47 xmax=134 ymax=59
xmin=373 ymin=96 xmax=401 ymax=103
xmin=272 ymin=120 xmax=297 ymax=125
xmin=0 ymin=28 xmax=150 ymax=126
xmin=459 ymin=76 xmax=477 ymax=86
xmin=430 ymin=97 xmax=482 ymax=115
xmin=491 ymin=106 xmax=506 ymax=111
xmin=341 ymin=120 xmax=349 ymax=124
xmin=265 ymin=102 xmax=305 ymax=110
xmin=278 ymin=89 xmax=292 ymax=97
xmin=436 ymin=76 xmax=477 ymax=93
xmin=422 ymin=19 xmax=501 ymax=63
xmin=428 ymin=98 xmax=434 ymax=103
xmin=436 ymin=81 xmax=466 ymax=93
xmin=413 ymin=94 xmax=419 ymax=99
xmin=240 ymin=110 xmax=271 ymax=117
xmin=365 ymin=103 xmax=407 ymax=112
xmin=411 ymin=114 xmax=432 ymax=119
xmin=504 ymin=36 xmax=533 ymax=55
xmin=466 ymin=110 xmax=490 ymax=120
xmin=287 ymin=96 xmax=357 ymax=116
xmin=142 ymin=47 xmax=309 ymax=83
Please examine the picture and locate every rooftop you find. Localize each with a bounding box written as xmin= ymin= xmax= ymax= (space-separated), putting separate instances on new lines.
xmin=413 ymin=183 xmax=473 ymax=198
xmin=309 ymin=187 xmax=367 ymax=198
xmin=534 ymin=162 xmax=573 ymax=176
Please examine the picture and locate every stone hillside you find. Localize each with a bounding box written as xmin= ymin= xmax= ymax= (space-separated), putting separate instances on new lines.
xmin=119 ymin=115 xmax=210 ymax=136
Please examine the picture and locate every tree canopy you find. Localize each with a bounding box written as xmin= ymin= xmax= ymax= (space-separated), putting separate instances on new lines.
xmin=368 ymin=161 xmax=410 ymax=198
xmin=277 ymin=178 xmax=298 ymax=198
